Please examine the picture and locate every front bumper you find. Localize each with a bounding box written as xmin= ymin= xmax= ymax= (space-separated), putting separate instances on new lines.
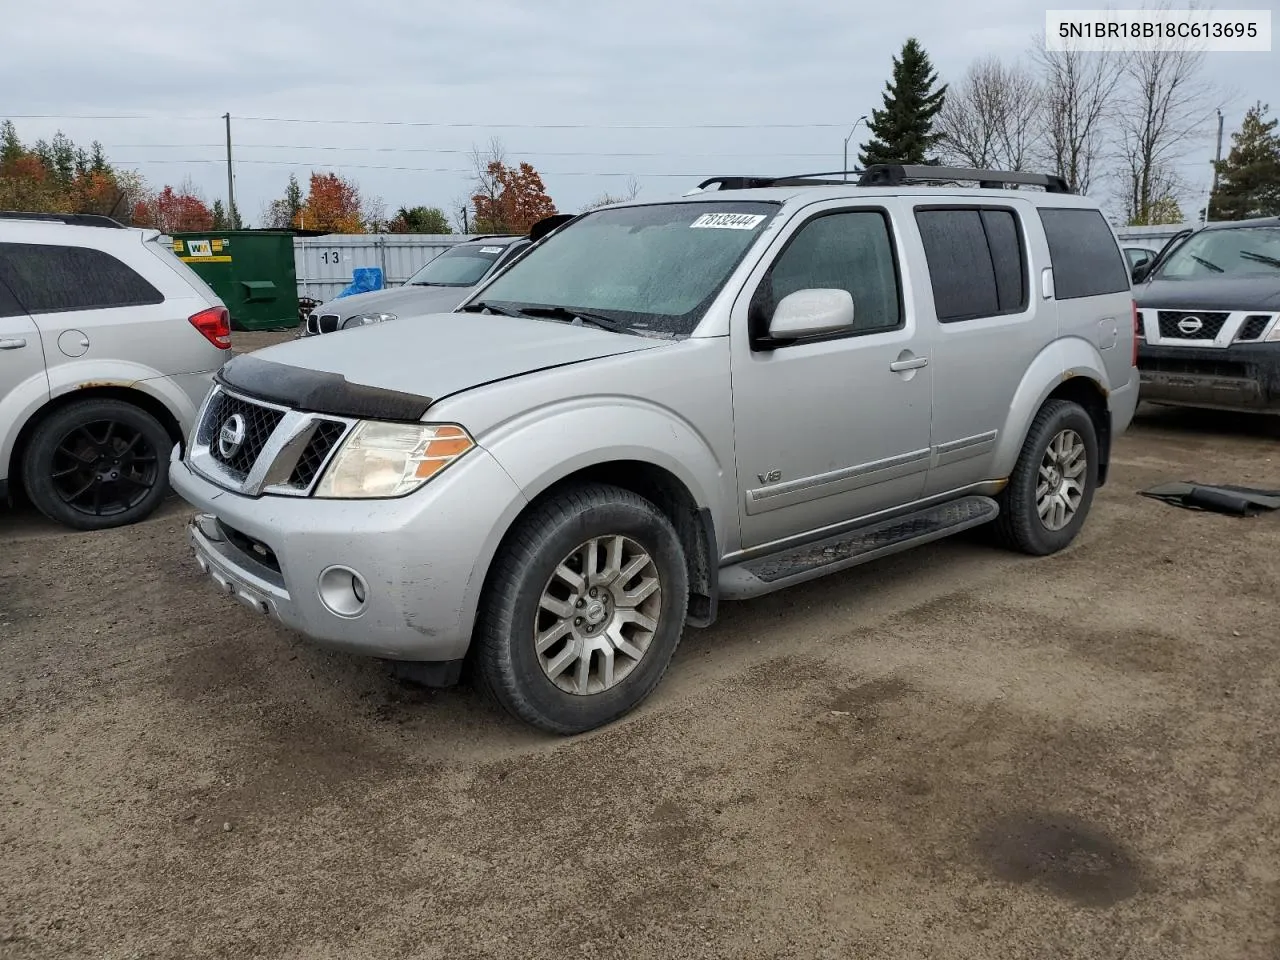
xmin=169 ymin=443 xmax=528 ymax=662
xmin=1137 ymin=341 xmax=1280 ymax=412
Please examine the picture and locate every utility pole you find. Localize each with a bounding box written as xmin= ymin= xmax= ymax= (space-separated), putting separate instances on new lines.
xmin=461 ymin=204 xmax=469 ymax=233
xmin=843 ymin=115 xmax=869 ymax=180
xmin=224 ymin=112 xmax=236 ymax=228
xmin=1206 ymin=108 xmax=1224 ymax=223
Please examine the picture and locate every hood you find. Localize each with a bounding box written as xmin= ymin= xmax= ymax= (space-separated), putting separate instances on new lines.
xmin=1136 ymin=275 xmax=1280 ymax=311
xmin=219 ymin=312 xmax=667 ymax=418
xmin=313 ymin=284 xmax=474 ymax=319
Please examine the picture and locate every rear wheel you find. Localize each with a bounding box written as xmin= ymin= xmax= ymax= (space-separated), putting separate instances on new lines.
xmin=473 ymin=483 xmax=689 ymax=734
xmin=993 ymin=399 xmax=1099 ymax=556
xmin=21 ymin=398 xmax=172 ymax=531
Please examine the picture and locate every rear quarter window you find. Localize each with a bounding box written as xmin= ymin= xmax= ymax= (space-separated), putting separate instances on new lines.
xmin=1037 ymin=208 xmax=1130 ymax=300
xmin=914 ymin=207 xmax=1028 ymax=322
xmin=0 ymin=242 xmax=165 ymax=315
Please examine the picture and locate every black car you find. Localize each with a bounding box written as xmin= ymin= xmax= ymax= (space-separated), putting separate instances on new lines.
xmin=1133 ymin=217 xmax=1280 ymax=414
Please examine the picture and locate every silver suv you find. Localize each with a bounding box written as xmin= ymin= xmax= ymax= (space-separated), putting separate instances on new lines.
xmin=1 ymin=212 xmax=230 ymax=529
xmin=171 ymin=165 xmax=1140 ymax=734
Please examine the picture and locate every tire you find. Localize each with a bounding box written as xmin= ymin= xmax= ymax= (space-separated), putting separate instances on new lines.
xmin=992 ymin=399 xmax=1099 ymax=556
xmin=473 ymin=483 xmax=689 ymax=735
xmin=21 ymin=398 xmax=172 ymax=531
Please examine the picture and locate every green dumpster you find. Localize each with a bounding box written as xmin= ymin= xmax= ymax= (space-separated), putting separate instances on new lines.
xmin=171 ymin=230 xmax=299 ymax=332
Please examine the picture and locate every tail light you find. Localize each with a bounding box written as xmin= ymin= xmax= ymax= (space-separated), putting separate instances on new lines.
xmin=189 ymin=306 xmax=231 ymax=349
xmin=1131 ymin=300 xmax=1141 ymax=366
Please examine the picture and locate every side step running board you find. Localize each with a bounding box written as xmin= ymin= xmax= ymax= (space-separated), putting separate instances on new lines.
xmin=718 ymin=496 xmax=999 ymax=600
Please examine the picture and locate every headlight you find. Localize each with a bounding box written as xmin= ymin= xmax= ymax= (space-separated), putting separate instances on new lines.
xmin=340 ymin=312 xmax=397 ymax=329
xmin=314 ymin=422 xmax=474 ymax=498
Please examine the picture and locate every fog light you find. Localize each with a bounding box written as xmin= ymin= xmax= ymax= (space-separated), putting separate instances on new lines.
xmin=318 ymin=565 xmax=370 ymax=618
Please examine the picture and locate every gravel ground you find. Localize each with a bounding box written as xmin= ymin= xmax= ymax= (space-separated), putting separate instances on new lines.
xmin=2 ymin=333 xmax=1279 ymax=959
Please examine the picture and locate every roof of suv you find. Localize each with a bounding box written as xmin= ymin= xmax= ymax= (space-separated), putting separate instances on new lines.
xmin=1197 ymin=216 xmax=1280 ymax=232
xmin=608 ymin=164 xmax=1102 ymax=211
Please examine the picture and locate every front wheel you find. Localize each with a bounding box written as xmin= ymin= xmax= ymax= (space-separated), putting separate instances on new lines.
xmin=473 ymin=483 xmax=689 ymax=735
xmin=993 ymin=399 xmax=1099 ymax=556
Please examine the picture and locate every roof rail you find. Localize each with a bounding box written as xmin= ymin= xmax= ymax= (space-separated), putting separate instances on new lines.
xmin=0 ymin=210 xmax=128 ymax=228
xmin=857 ymin=164 xmax=1073 ymax=193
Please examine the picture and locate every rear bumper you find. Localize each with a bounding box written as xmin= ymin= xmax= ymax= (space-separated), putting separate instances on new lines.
xmin=1137 ymin=342 xmax=1280 ymax=412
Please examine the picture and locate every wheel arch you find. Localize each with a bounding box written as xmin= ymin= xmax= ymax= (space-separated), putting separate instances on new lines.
xmin=476 ymin=459 xmax=719 ymax=633
xmin=995 ymin=338 xmax=1116 ymax=487
xmin=7 ymin=386 xmax=183 ymax=499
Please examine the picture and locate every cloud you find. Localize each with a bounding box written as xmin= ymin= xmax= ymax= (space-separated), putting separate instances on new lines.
xmin=0 ymin=0 xmax=1258 ymax=220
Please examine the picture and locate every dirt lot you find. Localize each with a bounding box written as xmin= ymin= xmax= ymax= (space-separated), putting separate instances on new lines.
xmin=3 ymin=332 xmax=1279 ymax=959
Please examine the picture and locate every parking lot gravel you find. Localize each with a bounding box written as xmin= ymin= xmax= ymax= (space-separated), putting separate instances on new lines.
xmin=2 ymin=331 xmax=1278 ymax=959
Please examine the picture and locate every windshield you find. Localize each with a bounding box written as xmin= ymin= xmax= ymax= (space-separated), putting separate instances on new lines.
xmin=406 ymin=242 xmax=513 ymax=287
xmin=472 ymin=201 xmax=779 ymax=337
xmin=1157 ymin=226 xmax=1280 ymax=279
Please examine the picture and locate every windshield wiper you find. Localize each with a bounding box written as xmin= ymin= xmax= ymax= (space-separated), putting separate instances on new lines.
xmin=458 ymin=301 xmax=526 ymax=318
xmin=515 ymin=305 xmax=631 ymax=334
xmin=1240 ymin=250 xmax=1280 ymax=269
xmin=1189 ymin=254 xmax=1224 ymax=273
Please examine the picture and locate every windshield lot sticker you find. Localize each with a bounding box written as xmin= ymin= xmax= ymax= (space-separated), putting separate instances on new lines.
xmin=480 ymin=246 xmax=504 ymax=254
xmin=690 ymin=213 xmax=766 ymax=230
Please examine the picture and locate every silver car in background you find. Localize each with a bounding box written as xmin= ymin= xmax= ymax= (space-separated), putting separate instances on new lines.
xmin=302 ymin=235 xmax=530 ymax=335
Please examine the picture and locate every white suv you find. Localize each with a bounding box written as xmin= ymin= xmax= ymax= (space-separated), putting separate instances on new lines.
xmin=0 ymin=211 xmax=230 ymax=530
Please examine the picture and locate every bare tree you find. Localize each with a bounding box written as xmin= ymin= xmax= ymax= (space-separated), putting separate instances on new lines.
xmin=1114 ymin=4 xmax=1216 ymax=224
xmin=468 ymin=137 xmax=507 ymax=209
xmin=580 ymin=175 xmax=641 ymax=212
xmin=1029 ymin=38 xmax=1122 ymax=193
xmin=938 ymin=56 xmax=1043 ymax=171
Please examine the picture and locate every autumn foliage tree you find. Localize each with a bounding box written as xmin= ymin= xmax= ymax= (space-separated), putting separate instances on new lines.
xmin=132 ymin=181 xmax=214 ymax=233
xmin=472 ymin=161 xmax=557 ymax=234
xmin=0 ymin=121 xmax=144 ymax=220
xmin=297 ymin=172 xmax=366 ymax=233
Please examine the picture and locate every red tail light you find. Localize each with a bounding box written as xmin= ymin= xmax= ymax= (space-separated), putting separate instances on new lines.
xmin=1131 ymin=300 xmax=1140 ymax=366
xmin=189 ymin=306 xmax=231 ymax=349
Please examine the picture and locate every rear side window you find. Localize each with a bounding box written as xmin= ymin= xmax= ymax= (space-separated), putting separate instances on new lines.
xmin=915 ymin=207 xmax=1028 ymax=323
xmin=0 ymin=278 xmax=24 ymax=318
xmin=1037 ymin=208 xmax=1130 ymax=299
xmin=0 ymin=242 xmax=164 ymax=315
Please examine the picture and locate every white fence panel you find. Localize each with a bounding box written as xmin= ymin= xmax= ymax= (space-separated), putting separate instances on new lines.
xmin=295 ymin=234 xmax=479 ymax=302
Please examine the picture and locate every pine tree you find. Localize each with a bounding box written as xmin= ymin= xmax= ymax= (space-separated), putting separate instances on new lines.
xmin=211 ymin=198 xmax=228 ymax=229
xmin=1208 ymin=102 xmax=1280 ymax=221
xmin=858 ymin=38 xmax=948 ymax=167
xmin=1 ymin=120 xmax=24 ymax=168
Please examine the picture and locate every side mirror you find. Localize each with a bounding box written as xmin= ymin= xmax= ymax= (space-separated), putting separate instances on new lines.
xmin=768 ymin=288 xmax=855 ymax=340
xmin=1131 ymin=259 xmax=1151 ymax=284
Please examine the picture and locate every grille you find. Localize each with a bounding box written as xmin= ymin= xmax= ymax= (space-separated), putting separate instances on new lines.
xmin=305 ymin=313 xmax=320 ymax=335
xmin=1237 ymin=315 xmax=1272 ymax=341
xmin=288 ymin=420 xmax=348 ymax=488
xmin=318 ymin=313 xmax=340 ymax=334
xmin=199 ymin=391 xmax=285 ymax=478
xmin=1157 ymin=311 xmax=1228 ymax=340
xmin=1142 ymin=356 xmax=1248 ymax=379
xmin=218 ymin=520 xmax=281 ymax=573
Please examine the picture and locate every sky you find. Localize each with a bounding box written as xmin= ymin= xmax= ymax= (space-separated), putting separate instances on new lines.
xmin=0 ymin=0 xmax=1270 ymax=226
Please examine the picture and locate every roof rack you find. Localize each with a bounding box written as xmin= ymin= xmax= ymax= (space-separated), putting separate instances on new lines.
xmin=857 ymin=164 xmax=1073 ymax=193
xmin=695 ymin=164 xmax=1073 ymax=195
xmin=0 ymin=210 xmax=128 ymax=228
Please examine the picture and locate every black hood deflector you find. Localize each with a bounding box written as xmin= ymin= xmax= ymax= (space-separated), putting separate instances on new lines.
xmin=216 ymin=353 xmax=434 ymax=422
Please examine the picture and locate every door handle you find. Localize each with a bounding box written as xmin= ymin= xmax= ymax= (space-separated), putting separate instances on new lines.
xmin=0 ymin=338 xmax=27 ymax=350
xmin=889 ymin=356 xmax=929 ymax=372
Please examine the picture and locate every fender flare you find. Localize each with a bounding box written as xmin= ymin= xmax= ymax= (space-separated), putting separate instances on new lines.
xmin=456 ymin=397 xmax=729 ymax=635
xmin=993 ymin=337 xmax=1111 ymax=475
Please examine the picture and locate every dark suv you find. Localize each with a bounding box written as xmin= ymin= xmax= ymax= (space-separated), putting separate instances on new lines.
xmin=1133 ymin=217 xmax=1280 ymax=414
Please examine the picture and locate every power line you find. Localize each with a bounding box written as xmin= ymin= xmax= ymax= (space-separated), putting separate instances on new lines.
xmin=8 ymin=113 xmax=849 ymax=130
xmin=106 ymin=143 xmax=844 ymax=158
xmin=115 ymin=159 xmax=702 ymax=177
